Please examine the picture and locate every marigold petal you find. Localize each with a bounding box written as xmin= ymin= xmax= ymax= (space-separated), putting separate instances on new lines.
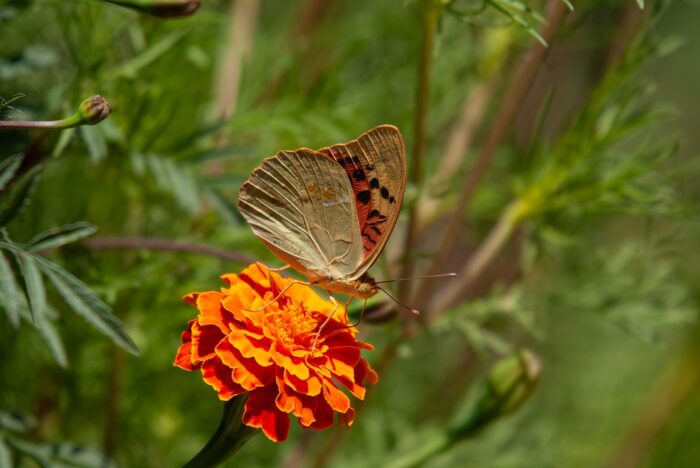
xmin=173 ymin=328 xmax=195 ymax=370
xmin=244 ymin=385 xmax=290 ymax=442
xmin=238 ymin=263 xmax=276 ymax=297
xmin=190 ymin=322 xmax=224 ymax=363
xmin=183 ymin=292 xmax=199 ymax=306
xmin=221 ymin=282 xmax=268 ymax=326
xmin=228 ymin=329 xmax=272 ymax=367
xmin=358 ymin=359 xmax=379 ymax=385
xmin=284 ymin=369 xmax=322 ymax=396
xmin=308 ymin=396 xmax=334 ymax=430
xmin=195 ymin=291 xmax=231 ymax=333
xmin=335 ymin=375 xmax=366 ymax=400
xmin=201 ymin=359 xmax=245 ymax=401
xmin=275 ymin=377 xmax=316 ymax=427
xmin=322 ymin=379 xmax=351 ymax=413
xmin=271 ymin=343 xmax=309 ymax=380
xmin=216 ymin=339 xmax=274 ymax=390
xmin=325 ymin=346 xmax=361 ymax=381
xmin=343 ymin=407 xmax=355 ymax=428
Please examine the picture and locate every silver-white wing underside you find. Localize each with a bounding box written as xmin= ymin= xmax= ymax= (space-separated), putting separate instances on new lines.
xmin=238 ymin=148 xmax=364 ymax=281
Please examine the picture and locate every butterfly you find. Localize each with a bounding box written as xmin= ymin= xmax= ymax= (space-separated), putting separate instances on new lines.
xmin=238 ymin=125 xmax=406 ymax=301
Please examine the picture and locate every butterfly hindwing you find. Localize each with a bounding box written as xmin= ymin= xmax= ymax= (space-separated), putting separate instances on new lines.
xmin=238 ymin=148 xmax=365 ymax=281
xmin=318 ymin=125 xmax=406 ymax=270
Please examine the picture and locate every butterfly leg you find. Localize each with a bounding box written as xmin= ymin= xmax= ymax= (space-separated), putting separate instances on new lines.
xmin=268 ymin=265 xmax=291 ymax=272
xmin=325 ymin=298 xmax=367 ymax=331
xmin=312 ymin=293 xmax=340 ymax=351
xmin=246 ymin=280 xmax=311 ymax=312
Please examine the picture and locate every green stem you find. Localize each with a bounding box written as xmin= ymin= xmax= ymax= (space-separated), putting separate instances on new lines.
xmin=385 ymin=432 xmax=450 ymax=468
xmin=0 ymin=113 xmax=83 ymax=130
xmin=183 ymin=395 xmax=256 ymax=468
xmin=398 ymin=0 xmax=439 ymax=304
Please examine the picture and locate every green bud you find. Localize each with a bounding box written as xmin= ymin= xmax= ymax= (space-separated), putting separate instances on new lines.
xmin=450 ymin=349 xmax=541 ymax=439
xmin=78 ymin=95 xmax=111 ymax=125
xmin=102 ymin=0 xmax=201 ymax=18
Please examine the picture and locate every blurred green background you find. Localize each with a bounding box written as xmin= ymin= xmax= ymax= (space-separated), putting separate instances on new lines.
xmin=1 ymin=0 xmax=700 ymax=466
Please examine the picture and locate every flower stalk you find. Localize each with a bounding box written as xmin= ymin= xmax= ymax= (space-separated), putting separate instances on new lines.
xmin=183 ymin=395 xmax=256 ymax=468
xmin=0 ymin=95 xmax=111 ymax=130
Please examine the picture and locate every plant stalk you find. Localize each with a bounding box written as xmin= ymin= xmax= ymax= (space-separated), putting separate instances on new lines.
xmin=416 ymin=0 xmax=567 ymax=314
xmin=427 ymin=199 xmax=527 ymax=313
xmin=183 ymin=396 xmax=256 ymax=468
xmin=398 ymin=0 xmax=439 ymax=305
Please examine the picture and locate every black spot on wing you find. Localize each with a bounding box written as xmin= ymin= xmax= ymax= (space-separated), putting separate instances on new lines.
xmin=389 ymin=196 xmax=396 ymax=204
xmin=369 ymin=178 xmax=379 ymax=189
xmin=353 ymin=169 xmax=366 ymax=181
xmin=380 ymin=187 xmax=390 ymax=199
xmin=356 ymin=190 xmax=371 ymax=205
xmin=367 ymin=209 xmax=386 ymax=220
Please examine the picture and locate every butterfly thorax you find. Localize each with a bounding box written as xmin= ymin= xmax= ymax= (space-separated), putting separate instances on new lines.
xmin=316 ymin=274 xmax=378 ymax=299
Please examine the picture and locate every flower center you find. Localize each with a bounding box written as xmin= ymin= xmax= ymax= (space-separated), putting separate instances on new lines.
xmin=265 ymin=301 xmax=318 ymax=346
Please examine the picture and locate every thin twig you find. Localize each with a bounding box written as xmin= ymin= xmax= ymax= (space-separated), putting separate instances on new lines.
xmin=410 ymin=81 xmax=495 ymax=306
xmin=416 ymin=0 xmax=568 ymax=311
xmin=426 ymin=200 xmax=525 ymax=313
xmin=398 ymin=0 xmax=440 ymax=305
xmin=82 ymin=236 xmax=254 ymax=264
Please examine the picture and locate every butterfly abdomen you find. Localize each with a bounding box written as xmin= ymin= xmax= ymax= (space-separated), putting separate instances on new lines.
xmin=317 ymin=274 xmax=378 ymax=299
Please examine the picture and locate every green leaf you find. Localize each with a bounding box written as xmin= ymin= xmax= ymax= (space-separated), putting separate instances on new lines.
xmin=4 ymin=438 xmax=52 ymax=468
xmin=51 ymin=128 xmax=76 ymax=158
xmin=38 ymin=257 xmax=140 ymax=356
xmin=0 ymin=166 xmax=41 ymax=227
xmin=0 ymin=249 xmax=21 ymax=327
xmin=28 ymin=222 xmax=97 ymax=253
xmin=79 ymin=125 xmax=108 ymax=163
xmin=487 ymin=0 xmax=547 ymax=47
xmin=17 ymin=253 xmax=46 ymax=324
xmin=33 ymin=312 xmax=68 ymax=368
xmin=0 ymin=154 xmax=23 ymax=191
xmin=0 ymin=436 xmax=11 ymax=468
xmin=0 ymin=412 xmax=35 ymax=433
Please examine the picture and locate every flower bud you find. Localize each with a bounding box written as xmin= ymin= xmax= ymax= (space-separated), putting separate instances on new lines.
xmin=78 ymin=95 xmax=111 ymax=125
xmin=449 ymin=349 xmax=541 ymax=439
xmin=103 ymin=0 xmax=201 ymax=18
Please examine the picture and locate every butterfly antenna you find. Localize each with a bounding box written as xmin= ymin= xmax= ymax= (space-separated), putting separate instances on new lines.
xmin=376 ymin=272 xmax=457 ymax=284
xmin=377 ymin=286 xmax=420 ymax=315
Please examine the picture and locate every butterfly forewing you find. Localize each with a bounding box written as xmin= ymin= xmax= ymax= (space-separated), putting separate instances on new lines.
xmin=318 ymin=125 xmax=406 ymax=270
xmin=238 ymin=149 xmax=365 ymax=281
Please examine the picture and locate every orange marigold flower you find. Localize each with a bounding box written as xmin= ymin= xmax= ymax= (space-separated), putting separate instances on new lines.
xmin=174 ymin=263 xmax=378 ymax=442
